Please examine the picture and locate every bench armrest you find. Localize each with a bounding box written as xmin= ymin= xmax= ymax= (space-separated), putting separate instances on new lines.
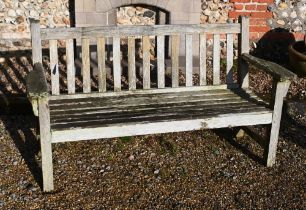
xmin=26 ymin=62 xmax=48 ymax=99
xmin=242 ymin=53 xmax=297 ymax=82
xmin=26 ymin=63 xmax=48 ymax=116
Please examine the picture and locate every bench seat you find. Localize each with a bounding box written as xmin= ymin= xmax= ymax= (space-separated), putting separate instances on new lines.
xmin=48 ymin=88 xmax=272 ymax=143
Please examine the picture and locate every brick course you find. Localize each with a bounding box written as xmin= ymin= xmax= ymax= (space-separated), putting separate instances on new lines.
xmin=229 ymin=0 xmax=273 ymax=40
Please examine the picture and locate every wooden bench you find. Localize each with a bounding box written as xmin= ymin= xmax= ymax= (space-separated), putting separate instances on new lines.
xmin=26 ymin=16 xmax=296 ymax=192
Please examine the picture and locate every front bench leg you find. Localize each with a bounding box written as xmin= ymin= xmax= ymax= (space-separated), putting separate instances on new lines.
xmin=265 ymin=79 xmax=291 ymax=167
xmin=38 ymin=97 xmax=54 ymax=192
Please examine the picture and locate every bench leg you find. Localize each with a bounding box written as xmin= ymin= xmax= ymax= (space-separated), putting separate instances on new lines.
xmin=38 ymin=98 xmax=54 ymax=192
xmin=265 ymin=80 xmax=290 ymax=167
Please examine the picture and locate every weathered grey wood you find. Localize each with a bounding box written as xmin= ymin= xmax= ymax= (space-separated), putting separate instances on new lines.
xmin=128 ymin=37 xmax=136 ymax=91
xmin=50 ymin=98 xmax=262 ymax=118
xmin=226 ymin=33 xmax=234 ymax=85
xmin=49 ymin=95 xmax=266 ymax=120
xmin=242 ymin=54 xmax=297 ymax=81
xmin=213 ymin=34 xmax=221 ymax=85
xmin=200 ymin=34 xmax=207 ymax=86
xmin=49 ymin=40 xmax=60 ymax=95
xmin=38 ymin=97 xmax=54 ymax=192
xmin=66 ymin=39 xmax=75 ymax=94
xmin=185 ymin=34 xmax=193 ymax=87
xmin=113 ymin=37 xmax=121 ymax=92
xmin=49 ymin=84 xmax=240 ymax=100
xmin=51 ymin=104 xmax=269 ymax=127
xmin=97 ymin=37 xmax=107 ymax=92
xmin=157 ymin=35 xmax=165 ymax=88
xmin=238 ymin=16 xmax=250 ymax=88
xmin=49 ymin=88 xmax=261 ymax=109
xmin=26 ymin=63 xmax=48 ymax=99
xmin=40 ymin=24 xmax=241 ymax=40
xmin=51 ymin=112 xmax=272 ymax=143
xmin=82 ymin=38 xmax=91 ymax=93
xmin=265 ymin=80 xmax=291 ymax=167
xmin=30 ymin=19 xmax=42 ymax=64
xmin=143 ymin=36 xmax=151 ymax=90
xmin=171 ymin=35 xmax=180 ymax=88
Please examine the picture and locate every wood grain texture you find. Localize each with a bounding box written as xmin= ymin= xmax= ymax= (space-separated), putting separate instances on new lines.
xmin=143 ymin=36 xmax=151 ymax=90
xmin=49 ymin=84 xmax=240 ymax=100
xmin=157 ymin=35 xmax=165 ymax=88
xmin=82 ymin=38 xmax=91 ymax=93
xmin=113 ymin=37 xmax=121 ymax=92
xmin=128 ymin=37 xmax=136 ymax=90
xmin=213 ymin=34 xmax=221 ymax=85
xmin=30 ymin=19 xmax=42 ymax=64
xmin=38 ymin=97 xmax=54 ymax=192
xmin=40 ymin=24 xmax=241 ymax=40
xmin=266 ymin=80 xmax=291 ymax=167
xmin=51 ymin=112 xmax=272 ymax=143
xmin=66 ymin=39 xmax=75 ymax=94
xmin=171 ymin=35 xmax=180 ymax=88
xmin=226 ymin=34 xmax=234 ymax=85
xmin=185 ymin=34 xmax=193 ymax=87
xmin=238 ymin=16 xmax=250 ymax=88
xmin=200 ymin=34 xmax=207 ymax=86
xmin=97 ymin=37 xmax=106 ymax=92
xmin=49 ymin=40 xmax=59 ymax=95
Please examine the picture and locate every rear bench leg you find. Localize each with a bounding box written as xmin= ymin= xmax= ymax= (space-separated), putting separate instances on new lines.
xmin=38 ymin=98 xmax=54 ymax=192
xmin=265 ymin=80 xmax=291 ymax=167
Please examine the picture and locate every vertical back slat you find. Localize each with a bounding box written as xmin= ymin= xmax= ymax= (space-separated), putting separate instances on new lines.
xmin=82 ymin=38 xmax=91 ymax=93
xmin=66 ymin=39 xmax=75 ymax=94
xmin=213 ymin=34 xmax=221 ymax=85
xmin=157 ymin=35 xmax=165 ymax=88
xmin=185 ymin=34 xmax=193 ymax=87
xmin=239 ymin=16 xmax=250 ymax=88
xmin=30 ymin=20 xmax=42 ymax=64
xmin=128 ymin=37 xmax=136 ymax=90
xmin=226 ymin=34 xmax=234 ymax=85
xmin=97 ymin=37 xmax=106 ymax=92
xmin=113 ymin=37 xmax=121 ymax=92
xmin=171 ymin=35 xmax=180 ymax=87
xmin=49 ymin=40 xmax=60 ymax=95
xmin=199 ymin=34 xmax=207 ymax=86
xmin=143 ymin=36 xmax=151 ymax=90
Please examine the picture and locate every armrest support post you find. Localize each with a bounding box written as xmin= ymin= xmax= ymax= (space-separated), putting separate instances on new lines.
xmin=265 ymin=79 xmax=291 ymax=167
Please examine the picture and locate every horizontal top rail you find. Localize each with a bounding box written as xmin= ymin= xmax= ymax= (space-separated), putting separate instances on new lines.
xmin=40 ymin=23 xmax=241 ymax=40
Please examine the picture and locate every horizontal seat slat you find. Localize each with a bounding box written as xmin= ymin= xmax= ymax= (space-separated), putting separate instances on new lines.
xmin=48 ymin=89 xmax=272 ymax=134
xmin=49 ymin=85 xmax=240 ymax=100
xmin=49 ymin=89 xmax=263 ymax=107
xmin=50 ymin=103 xmax=268 ymax=127
xmin=50 ymin=99 xmax=262 ymax=119
xmin=49 ymin=93 xmax=266 ymax=116
xmin=50 ymin=95 xmax=256 ymax=115
xmin=51 ymin=106 xmax=271 ymax=131
xmin=51 ymin=112 xmax=272 ymax=143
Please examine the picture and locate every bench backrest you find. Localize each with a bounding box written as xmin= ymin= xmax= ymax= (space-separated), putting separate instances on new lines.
xmin=30 ymin=16 xmax=249 ymax=96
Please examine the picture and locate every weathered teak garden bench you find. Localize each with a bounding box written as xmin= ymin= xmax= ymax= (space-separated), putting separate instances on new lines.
xmin=26 ymin=16 xmax=296 ymax=192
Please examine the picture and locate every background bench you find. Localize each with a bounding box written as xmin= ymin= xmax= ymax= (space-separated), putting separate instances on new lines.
xmin=26 ymin=16 xmax=296 ymax=192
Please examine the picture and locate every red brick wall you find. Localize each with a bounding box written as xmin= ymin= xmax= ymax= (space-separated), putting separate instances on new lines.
xmin=229 ymin=0 xmax=273 ymax=40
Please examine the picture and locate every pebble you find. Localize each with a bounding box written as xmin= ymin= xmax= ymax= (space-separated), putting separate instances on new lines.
xmin=128 ymin=155 xmax=135 ymax=161
xmin=0 ymin=57 xmax=5 ymax=63
xmin=154 ymin=169 xmax=160 ymax=174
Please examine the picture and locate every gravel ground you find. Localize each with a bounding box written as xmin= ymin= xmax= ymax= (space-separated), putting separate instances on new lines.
xmin=0 ymin=113 xmax=305 ymax=208
xmin=0 ymin=51 xmax=305 ymax=208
